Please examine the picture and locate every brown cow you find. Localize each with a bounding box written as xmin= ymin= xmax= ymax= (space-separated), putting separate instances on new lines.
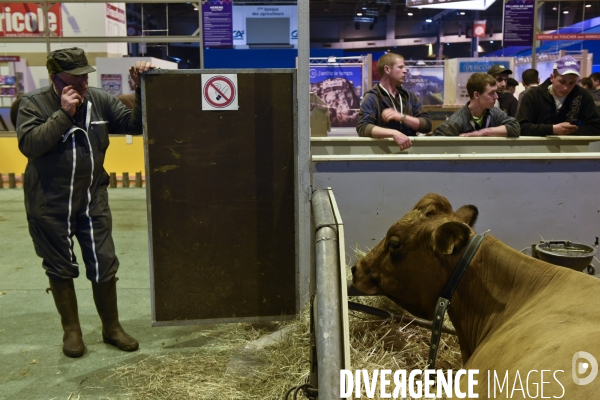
xmin=352 ymin=193 xmax=600 ymax=398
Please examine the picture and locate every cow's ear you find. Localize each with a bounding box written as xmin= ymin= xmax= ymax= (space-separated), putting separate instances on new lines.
xmin=455 ymin=205 xmax=478 ymax=227
xmin=432 ymin=221 xmax=472 ymax=255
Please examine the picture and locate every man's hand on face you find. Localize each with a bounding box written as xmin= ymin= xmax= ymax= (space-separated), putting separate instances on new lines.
xmin=60 ymin=86 xmax=83 ymax=117
xmin=393 ymin=132 xmax=412 ymax=150
xmin=129 ymin=61 xmax=156 ymax=88
xmin=552 ymin=121 xmax=578 ymax=135
xmin=382 ymin=108 xmax=403 ymax=123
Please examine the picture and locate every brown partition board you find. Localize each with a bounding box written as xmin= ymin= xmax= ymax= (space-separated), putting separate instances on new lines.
xmin=143 ymin=70 xmax=297 ymax=324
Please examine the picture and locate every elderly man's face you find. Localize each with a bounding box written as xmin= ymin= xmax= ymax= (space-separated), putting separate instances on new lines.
xmin=550 ymin=73 xmax=579 ymax=98
xmin=494 ymin=73 xmax=509 ymax=93
xmin=52 ymin=73 xmax=89 ymax=99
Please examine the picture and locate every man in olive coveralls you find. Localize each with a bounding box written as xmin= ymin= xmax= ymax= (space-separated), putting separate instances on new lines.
xmin=16 ymin=48 xmax=153 ymax=358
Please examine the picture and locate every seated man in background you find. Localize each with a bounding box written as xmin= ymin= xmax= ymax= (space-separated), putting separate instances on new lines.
xmin=434 ymin=73 xmax=520 ymax=137
xmin=518 ymin=68 xmax=539 ymax=108
xmin=517 ymin=56 xmax=600 ymax=136
xmin=356 ymin=53 xmax=432 ymax=150
xmin=579 ymin=77 xmax=600 ymax=112
xmin=487 ymin=65 xmax=518 ymax=117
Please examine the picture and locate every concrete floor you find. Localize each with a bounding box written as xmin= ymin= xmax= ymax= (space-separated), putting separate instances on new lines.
xmin=0 ymin=188 xmax=237 ymax=400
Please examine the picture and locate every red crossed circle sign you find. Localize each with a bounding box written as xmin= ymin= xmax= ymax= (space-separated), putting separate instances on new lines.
xmin=203 ymin=76 xmax=236 ymax=108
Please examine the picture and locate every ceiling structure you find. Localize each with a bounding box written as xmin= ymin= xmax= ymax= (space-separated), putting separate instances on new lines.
xmin=129 ymin=1 xmax=599 ymax=64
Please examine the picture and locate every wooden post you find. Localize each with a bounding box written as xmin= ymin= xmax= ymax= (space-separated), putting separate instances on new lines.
xmin=0 ymin=173 xmax=3 ymax=189
xmin=8 ymin=173 xmax=16 ymax=188
xmin=135 ymin=172 xmax=143 ymax=187
xmin=122 ymin=172 xmax=130 ymax=188
xmin=109 ymin=172 xmax=117 ymax=188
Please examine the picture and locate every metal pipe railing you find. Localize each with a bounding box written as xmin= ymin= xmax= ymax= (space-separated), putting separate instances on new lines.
xmin=311 ymin=189 xmax=342 ymax=399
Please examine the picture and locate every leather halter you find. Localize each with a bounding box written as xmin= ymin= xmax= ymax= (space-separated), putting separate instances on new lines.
xmin=427 ymin=233 xmax=485 ymax=370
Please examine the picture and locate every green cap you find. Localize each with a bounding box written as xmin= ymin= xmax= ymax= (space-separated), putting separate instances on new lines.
xmin=487 ymin=64 xmax=512 ymax=77
xmin=46 ymin=47 xmax=96 ymax=75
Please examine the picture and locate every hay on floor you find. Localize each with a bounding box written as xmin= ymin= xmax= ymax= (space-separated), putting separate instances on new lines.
xmin=110 ymin=249 xmax=462 ymax=399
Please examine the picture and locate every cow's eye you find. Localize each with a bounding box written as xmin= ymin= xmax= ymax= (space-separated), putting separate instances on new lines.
xmin=388 ymin=240 xmax=402 ymax=251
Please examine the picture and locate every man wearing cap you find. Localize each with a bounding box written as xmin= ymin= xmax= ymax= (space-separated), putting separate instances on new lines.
xmin=487 ymin=64 xmax=519 ymax=117
xmin=16 ymin=47 xmax=154 ymax=358
xmin=517 ymin=56 xmax=600 ymax=136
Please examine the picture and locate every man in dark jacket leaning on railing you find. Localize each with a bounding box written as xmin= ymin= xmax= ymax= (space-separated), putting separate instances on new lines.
xmin=434 ymin=73 xmax=520 ymax=137
xmin=356 ymin=53 xmax=432 ymax=151
xmin=516 ymin=56 xmax=600 ymax=136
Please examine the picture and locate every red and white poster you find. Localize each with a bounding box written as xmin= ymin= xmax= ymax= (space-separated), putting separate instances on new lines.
xmin=0 ymin=3 xmax=62 ymax=37
xmin=105 ymin=3 xmax=126 ymax=37
xmin=473 ymin=20 xmax=487 ymax=37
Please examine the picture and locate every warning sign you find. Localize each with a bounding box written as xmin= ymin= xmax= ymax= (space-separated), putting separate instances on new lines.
xmin=202 ymin=74 xmax=238 ymax=111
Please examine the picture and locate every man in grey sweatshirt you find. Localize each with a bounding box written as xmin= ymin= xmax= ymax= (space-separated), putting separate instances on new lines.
xmin=434 ymin=73 xmax=520 ymax=137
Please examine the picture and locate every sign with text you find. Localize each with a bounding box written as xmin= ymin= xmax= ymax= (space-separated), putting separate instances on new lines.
xmin=537 ymin=33 xmax=600 ymax=41
xmin=106 ymin=3 xmax=126 ymax=37
xmin=0 ymin=56 xmax=19 ymax=62
xmin=456 ymin=58 xmax=512 ymax=105
xmin=203 ymin=0 xmax=233 ymax=48
xmin=0 ymin=3 xmax=62 ymax=37
xmin=232 ymin=5 xmax=297 ymax=47
xmin=309 ymin=65 xmax=362 ymax=128
xmin=503 ymin=0 xmax=535 ymax=47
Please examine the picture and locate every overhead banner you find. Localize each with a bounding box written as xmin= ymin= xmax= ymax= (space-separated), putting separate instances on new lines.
xmin=407 ymin=0 xmax=469 ymax=5
xmin=503 ymin=0 xmax=535 ymax=47
xmin=309 ymin=65 xmax=362 ymax=128
xmin=537 ymin=33 xmax=600 ymax=41
xmin=0 ymin=3 xmax=62 ymax=37
xmin=407 ymin=0 xmax=497 ymax=10
xmin=203 ymin=0 xmax=233 ymax=48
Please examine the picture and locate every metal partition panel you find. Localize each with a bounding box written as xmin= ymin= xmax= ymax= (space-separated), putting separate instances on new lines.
xmin=143 ymin=69 xmax=298 ymax=325
xmin=312 ymin=158 xmax=600 ymax=265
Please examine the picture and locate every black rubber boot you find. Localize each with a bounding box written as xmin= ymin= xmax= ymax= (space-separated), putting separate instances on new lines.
xmin=91 ymin=277 xmax=139 ymax=352
xmin=48 ymin=278 xmax=86 ymax=358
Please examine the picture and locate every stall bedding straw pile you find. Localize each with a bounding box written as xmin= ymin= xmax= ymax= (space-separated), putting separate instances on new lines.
xmin=111 ymin=251 xmax=462 ymax=399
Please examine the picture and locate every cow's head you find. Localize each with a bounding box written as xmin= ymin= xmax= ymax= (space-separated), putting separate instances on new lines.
xmin=351 ymin=193 xmax=479 ymax=320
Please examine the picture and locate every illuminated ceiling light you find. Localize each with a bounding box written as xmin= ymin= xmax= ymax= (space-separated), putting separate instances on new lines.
xmin=193 ymin=7 xmax=198 ymax=10
xmin=586 ymin=4 xmax=591 ymax=7
xmin=426 ymin=18 xmax=432 ymax=22
xmin=460 ymin=12 xmax=465 ymax=15
xmin=408 ymin=12 xmax=413 ymax=16
xmin=490 ymin=40 xmax=494 ymax=43
xmin=552 ymin=7 xmax=557 ymax=10
xmin=563 ymin=10 xmax=569 ymax=14
xmin=357 ymin=12 xmax=363 ymax=16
